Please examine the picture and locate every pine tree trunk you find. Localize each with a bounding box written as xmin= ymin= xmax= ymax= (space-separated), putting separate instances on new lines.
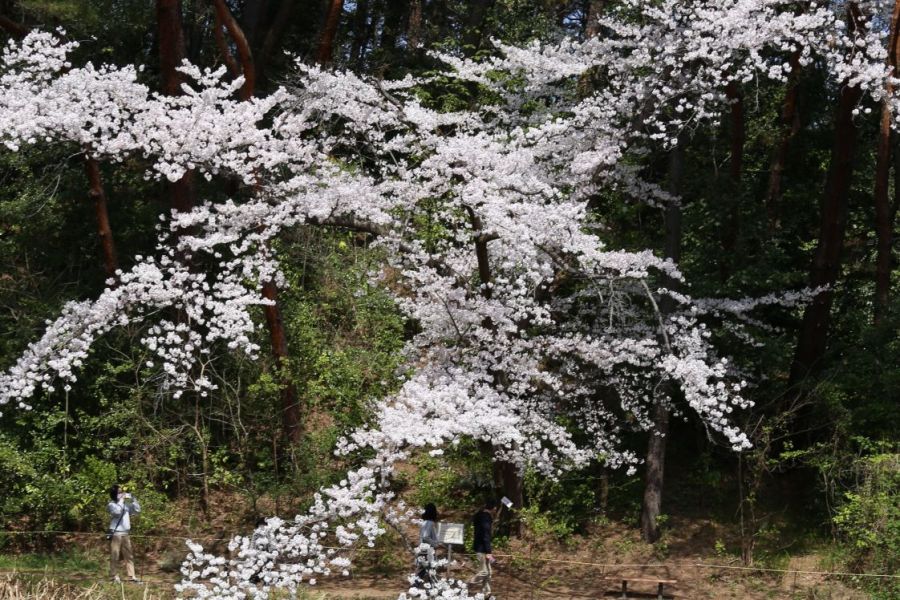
xmin=257 ymin=0 xmax=296 ymax=87
xmin=214 ymin=0 xmax=302 ymax=443
xmin=317 ymin=0 xmax=344 ymax=65
xmin=765 ymin=47 xmax=802 ymax=232
xmin=262 ymin=280 xmax=301 ymax=443
xmin=84 ymin=157 xmax=119 ymax=280
xmin=790 ymin=5 xmax=864 ymax=383
xmin=157 ymin=0 xmax=196 ymax=219
xmin=873 ymin=0 xmax=900 ymax=325
xmin=407 ymin=0 xmax=423 ymax=49
xmin=719 ymin=81 xmax=743 ymax=283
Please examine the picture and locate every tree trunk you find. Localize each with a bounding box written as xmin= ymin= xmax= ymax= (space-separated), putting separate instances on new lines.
xmin=213 ymin=4 xmax=242 ymax=78
xmin=378 ymin=0 xmax=406 ymax=55
xmin=84 ymin=157 xmax=119 ymax=280
xmin=317 ymin=0 xmax=344 ymax=65
xmin=0 ymin=14 xmax=27 ymax=38
xmin=157 ymin=0 xmax=188 ymax=97
xmin=493 ymin=459 xmax=523 ymax=526
xmin=212 ymin=0 xmax=255 ymax=100
xmin=262 ymin=280 xmax=301 ymax=443
xmin=873 ymin=0 xmax=900 ymax=325
xmin=766 ymin=47 xmax=803 ymax=232
xmin=640 ymin=142 xmax=683 ymax=544
xmin=407 ymin=0 xmax=423 ymax=49
xmin=157 ymin=0 xmax=197 ymax=219
xmin=214 ymin=0 xmax=302 ymax=443
xmin=790 ymin=5 xmax=864 ymax=383
xmin=257 ymin=0 xmax=295 ymax=86
xmin=584 ymin=0 xmax=606 ymax=39
xmin=641 ymin=402 xmax=671 ymax=543
xmin=240 ymin=0 xmax=267 ymax=48
xmin=719 ymin=80 xmax=744 ymax=283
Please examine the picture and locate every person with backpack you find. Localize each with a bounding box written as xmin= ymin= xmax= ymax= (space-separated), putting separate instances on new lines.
xmin=106 ymin=484 xmax=142 ymax=584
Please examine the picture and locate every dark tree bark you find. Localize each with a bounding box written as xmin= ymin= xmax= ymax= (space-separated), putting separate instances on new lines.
xmin=790 ymin=4 xmax=864 ymax=383
xmin=640 ymin=143 xmax=683 ymax=544
xmin=317 ymin=0 xmax=344 ymax=65
xmin=257 ymin=0 xmax=295 ymax=85
xmin=0 ymin=14 xmax=27 ymax=38
xmin=873 ymin=0 xmax=900 ymax=325
xmin=241 ymin=0 xmax=267 ymax=48
xmin=84 ymin=157 xmax=119 ymax=280
xmin=407 ymin=0 xmax=423 ymax=49
xmin=213 ymin=0 xmax=301 ymax=443
xmin=262 ymin=281 xmax=302 ymax=443
xmin=157 ymin=0 xmax=197 ymax=219
xmin=378 ymin=0 xmax=406 ymax=55
xmin=719 ymin=80 xmax=744 ymax=283
xmin=157 ymin=0 xmax=188 ymax=97
xmin=212 ymin=0 xmax=255 ymax=100
xmin=766 ymin=47 xmax=803 ymax=232
xmin=213 ymin=4 xmax=242 ymax=78
xmin=584 ymin=0 xmax=606 ymax=39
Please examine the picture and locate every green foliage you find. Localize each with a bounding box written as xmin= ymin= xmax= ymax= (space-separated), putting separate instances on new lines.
xmin=519 ymin=468 xmax=601 ymax=542
xmin=832 ymin=452 xmax=900 ymax=579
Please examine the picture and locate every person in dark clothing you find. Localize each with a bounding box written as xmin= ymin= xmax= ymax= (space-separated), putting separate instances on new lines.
xmin=469 ymin=498 xmax=498 ymax=595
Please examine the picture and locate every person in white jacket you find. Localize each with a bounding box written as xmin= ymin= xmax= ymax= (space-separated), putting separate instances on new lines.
xmin=107 ymin=484 xmax=141 ymax=583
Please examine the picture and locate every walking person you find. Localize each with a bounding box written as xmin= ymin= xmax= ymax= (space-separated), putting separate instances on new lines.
xmin=107 ymin=484 xmax=142 ymax=584
xmin=468 ymin=498 xmax=498 ymax=597
xmin=415 ymin=503 xmax=440 ymax=585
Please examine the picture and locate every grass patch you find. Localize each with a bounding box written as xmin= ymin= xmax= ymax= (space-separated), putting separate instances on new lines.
xmin=0 ymin=551 xmax=101 ymax=573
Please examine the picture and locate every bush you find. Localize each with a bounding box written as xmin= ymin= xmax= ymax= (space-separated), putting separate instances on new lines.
xmin=833 ymin=453 xmax=899 ymax=571
xmin=832 ymin=452 xmax=899 ymax=598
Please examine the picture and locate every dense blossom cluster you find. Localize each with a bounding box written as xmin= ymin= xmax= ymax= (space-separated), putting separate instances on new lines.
xmin=1 ymin=1 xmax=898 ymax=597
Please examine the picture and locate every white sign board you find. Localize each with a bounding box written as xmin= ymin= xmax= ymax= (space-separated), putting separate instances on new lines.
xmin=437 ymin=522 xmax=464 ymax=545
xmin=501 ymin=496 xmax=514 ymax=509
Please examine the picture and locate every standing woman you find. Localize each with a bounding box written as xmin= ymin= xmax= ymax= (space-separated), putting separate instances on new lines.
xmin=107 ymin=484 xmax=142 ymax=584
xmin=416 ymin=503 xmax=440 ymax=584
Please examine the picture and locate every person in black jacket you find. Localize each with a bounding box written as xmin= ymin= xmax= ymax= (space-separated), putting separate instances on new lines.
xmin=469 ymin=498 xmax=498 ymax=596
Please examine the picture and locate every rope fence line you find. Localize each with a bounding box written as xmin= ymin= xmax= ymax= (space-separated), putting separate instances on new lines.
xmin=1 ymin=529 xmax=899 ymax=580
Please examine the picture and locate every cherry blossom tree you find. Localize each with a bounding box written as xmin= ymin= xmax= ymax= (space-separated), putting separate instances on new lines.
xmin=1 ymin=1 xmax=899 ymax=597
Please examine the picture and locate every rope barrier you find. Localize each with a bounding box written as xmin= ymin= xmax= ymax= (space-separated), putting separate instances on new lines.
xmin=1 ymin=529 xmax=898 ymax=580
xmin=690 ymin=562 xmax=900 ymax=579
